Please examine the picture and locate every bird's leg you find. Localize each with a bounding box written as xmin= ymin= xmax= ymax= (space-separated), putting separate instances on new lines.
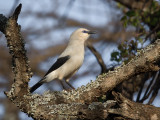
xmin=59 ymin=80 xmax=67 ymax=90
xmin=65 ymin=79 xmax=75 ymax=89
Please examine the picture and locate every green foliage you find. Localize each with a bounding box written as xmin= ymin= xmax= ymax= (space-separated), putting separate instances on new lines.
xmin=111 ymin=51 xmax=120 ymax=62
xmin=126 ymin=10 xmax=136 ymax=17
xmin=111 ymin=40 xmax=138 ymax=64
xmin=120 ymin=0 xmax=160 ymax=30
xmin=151 ymin=1 xmax=159 ymax=11
xmin=113 ymin=1 xmax=160 ymax=64
xmin=116 ymin=9 xmax=143 ymax=64
xmin=121 ymin=10 xmax=141 ymax=28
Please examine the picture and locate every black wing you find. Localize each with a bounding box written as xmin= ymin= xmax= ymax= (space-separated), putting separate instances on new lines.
xmin=44 ymin=55 xmax=70 ymax=76
xmin=30 ymin=55 xmax=70 ymax=93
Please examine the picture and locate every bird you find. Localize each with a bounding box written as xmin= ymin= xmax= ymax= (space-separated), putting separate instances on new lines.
xmin=30 ymin=28 xmax=96 ymax=93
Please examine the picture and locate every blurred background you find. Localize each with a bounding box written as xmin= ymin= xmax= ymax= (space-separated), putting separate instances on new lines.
xmin=0 ymin=0 xmax=160 ymax=119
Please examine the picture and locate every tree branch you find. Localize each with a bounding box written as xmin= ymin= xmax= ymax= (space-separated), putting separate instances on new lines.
xmin=108 ymin=92 xmax=160 ymax=120
xmin=3 ymin=4 xmax=32 ymax=97
xmin=86 ymin=41 xmax=107 ymax=73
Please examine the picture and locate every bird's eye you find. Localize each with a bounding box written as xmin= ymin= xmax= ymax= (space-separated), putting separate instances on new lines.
xmin=82 ymin=30 xmax=88 ymax=33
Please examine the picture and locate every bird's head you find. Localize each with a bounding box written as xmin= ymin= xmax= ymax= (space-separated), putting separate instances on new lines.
xmin=70 ymin=28 xmax=96 ymax=43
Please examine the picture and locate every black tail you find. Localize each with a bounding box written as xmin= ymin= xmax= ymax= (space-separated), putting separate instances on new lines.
xmin=30 ymin=81 xmax=43 ymax=93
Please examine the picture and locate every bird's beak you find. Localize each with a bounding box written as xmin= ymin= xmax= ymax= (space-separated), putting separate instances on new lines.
xmin=87 ymin=30 xmax=96 ymax=34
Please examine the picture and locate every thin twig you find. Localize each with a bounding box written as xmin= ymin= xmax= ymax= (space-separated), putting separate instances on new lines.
xmin=136 ymin=73 xmax=149 ymax=102
xmin=143 ymin=72 xmax=156 ymax=97
xmin=87 ymin=41 xmax=107 ymax=73
xmin=139 ymin=71 xmax=159 ymax=102
xmin=148 ymin=71 xmax=160 ymax=104
xmin=145 ymin=23 xmax=160 ymax=41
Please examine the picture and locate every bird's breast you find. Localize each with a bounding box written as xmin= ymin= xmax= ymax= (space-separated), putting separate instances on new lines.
xmin=58 ymin=52 xmax=84 ymax=79
xmin=56 ymin=44 xmax=85 ymax=79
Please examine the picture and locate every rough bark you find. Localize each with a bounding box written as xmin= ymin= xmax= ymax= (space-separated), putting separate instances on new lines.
xmin=108 ymin=92 xmax=160 ymax=120
xmin=1 ymin=3 xmax=160 ymax=120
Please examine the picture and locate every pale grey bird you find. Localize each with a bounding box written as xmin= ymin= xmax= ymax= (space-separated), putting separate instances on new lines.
xmin=30 ymin=28 xmax=96 ymax=93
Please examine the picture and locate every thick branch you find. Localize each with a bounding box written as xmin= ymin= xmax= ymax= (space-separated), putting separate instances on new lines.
xmin=108 ymin=92 xmax=160 ymax=120
xmin=28 ymin=100 xmax=116 ymax=120
xmin=3 ymin=4 xmax=31 ymax=96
